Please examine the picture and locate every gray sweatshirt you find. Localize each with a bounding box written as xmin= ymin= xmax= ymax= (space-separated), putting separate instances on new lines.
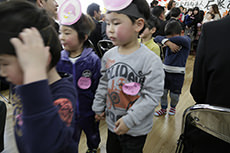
xmin=92 ymin=44 xmax=164 ymax=136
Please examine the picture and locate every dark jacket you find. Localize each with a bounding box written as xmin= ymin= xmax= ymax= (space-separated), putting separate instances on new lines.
xmin=89 ymin=18 xmax=102 ymax=56
xmin=56 ymin=48 xmax=101 ymax=117
xmin=14 ymin=74 xmax=78 ymax=153
xmin=190 ymin=16 xmax=230 ymax=107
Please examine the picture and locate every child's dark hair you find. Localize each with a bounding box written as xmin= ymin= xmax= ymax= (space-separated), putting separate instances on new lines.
xmin=165 ymin=20 xmax=182 ymax=36
xmin=170 ymin=7 xmax=181 ymax=18
xmin=68 ymin=14 xmax=95 ymax=48
xmin=107 ymin=0 xmax=150 ymax=35
xmin=130 ymin=0 xmax=150 ymax=21
xmin=0 ymin=0 xmax=61 ymax=68
xmin=186 ymin=8 xmax=193 ymax=14
xmin=146 ymin=15 xmax=160 ymax=31
xmin=151 ymin=6 xmax=165 ymax=18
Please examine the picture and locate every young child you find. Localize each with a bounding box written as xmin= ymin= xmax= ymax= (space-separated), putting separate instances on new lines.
xmin=139 ymin=15 xmax=161 ymax=57
xmin=56 ymin=2 xmax=101 ymax=153
xmin=0 ymin=1 xmax=77 ymax=153
xmin=154 ymin=20 xmax=191 ymax=116
xmin=92 ymin=0 xmax=165 ymax=152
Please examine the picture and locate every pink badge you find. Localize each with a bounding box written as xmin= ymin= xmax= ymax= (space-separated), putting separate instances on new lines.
xmin=122 ymin=82 xmax=141 ymax=96
xmin=103 ymin=0 xmax=132 ymax=11
xmin=58 ymin=0 xmax=82 ymax=25
xmin=16 ymin=114 xmax=23 ymax=126
xmin=77 ymin=77 xmax=91 ymax=89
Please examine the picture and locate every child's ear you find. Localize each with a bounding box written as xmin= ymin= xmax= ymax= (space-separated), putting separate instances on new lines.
xmin=36 ymin=0 xmax=44 ymax=7
xmin=150 ymin=27 xmax=157 ymax=34
xmin=84 ymin=35 xmax=88 ymax=42
xmin=135 ymin=18 xmax=145 ymax=33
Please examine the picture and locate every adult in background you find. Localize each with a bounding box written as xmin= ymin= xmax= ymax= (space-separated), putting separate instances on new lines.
xmin=191 ymin=16 xmax=230 ymax=108
xmin=165 ymin=0 xmax=176 ymax=20
xmin=188 ymin=16 xmax=230 ymax=153
xmin=87 ymin=3 xmax=103 ymax=58
xmin=150 ymin=0 xmax=158 ymax=11
xmin=152 ymin=5 xmax=167 ymax=36
xmin=26 ymin=0 xmax=59 ymax=32
xmin=209 ymin=4 xmax=221 ymax=20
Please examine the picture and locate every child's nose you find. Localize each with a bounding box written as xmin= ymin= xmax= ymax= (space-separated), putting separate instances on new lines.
xmin=107 ymin=25 xmax=114 ymax=33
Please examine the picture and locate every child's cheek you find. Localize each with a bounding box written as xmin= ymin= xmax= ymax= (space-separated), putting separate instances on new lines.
xmin=116 ymin=27 xmax=126 ymax=41
xmin=65 ymin=38 xmax=73 ymax=46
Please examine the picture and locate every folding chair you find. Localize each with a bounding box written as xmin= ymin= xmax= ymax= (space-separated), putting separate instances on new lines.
xmin=97 ymin=40 xmax=114 ymax=58
xmin=176 ymin=104 xmax=230 ymax=153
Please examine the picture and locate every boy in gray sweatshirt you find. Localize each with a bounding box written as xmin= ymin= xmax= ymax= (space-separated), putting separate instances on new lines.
xmin=92 ymin=0 xmax=164 ymax=152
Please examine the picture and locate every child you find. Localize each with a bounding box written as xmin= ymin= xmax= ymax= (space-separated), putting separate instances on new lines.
xmin=0 ymin=1 xmax=77 ymax=153
xmin=139 ymin=15 xmax=161 ymax=57
xmin=92 ymin=0 xmax=165 ymax=152
xmin=154 ymin=20 xmax=191 ymax=116
xmin=56 ymin=3 xmax=101 ymax=153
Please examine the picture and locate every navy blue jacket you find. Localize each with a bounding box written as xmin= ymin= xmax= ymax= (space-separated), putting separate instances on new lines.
xmin=14 ymin=74 xmax=78 ymax=153
xmin=155 ymin=35 xmax=191 ymax=74
xmin=56 ymin=48 xmax=101 ymax=117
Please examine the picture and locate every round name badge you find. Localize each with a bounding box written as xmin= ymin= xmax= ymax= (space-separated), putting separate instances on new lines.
xmin=103 ymin=0 xmax=132 ymax=11
xmin=122 ymin=82 xmax=141 ymax=96
xmin=77 ymin=77 xmax=92 ymax=89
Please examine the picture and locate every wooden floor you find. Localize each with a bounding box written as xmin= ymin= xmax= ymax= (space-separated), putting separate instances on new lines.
xmin=1 ymin=55 xmax=196 ymax=153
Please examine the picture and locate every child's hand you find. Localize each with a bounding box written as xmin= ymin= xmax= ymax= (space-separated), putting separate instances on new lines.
xmin=165 ymin=41 xmax=180 ymax=53
xmin=95 ymin=112 xmax=105 ymax=122
xmin=10 ymin=27 xmax=50 ymax=84
xmin=114 ymin=118 xmax=129 ymax=135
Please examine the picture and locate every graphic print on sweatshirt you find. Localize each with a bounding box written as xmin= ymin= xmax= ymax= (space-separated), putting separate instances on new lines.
xmin=105 ymin=58 xmax=149 ymax=122
xmin=12 ymin=90 xmax=74 ymax=137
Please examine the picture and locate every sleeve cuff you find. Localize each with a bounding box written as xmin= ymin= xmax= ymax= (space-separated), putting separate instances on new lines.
xmin=122 ymin=115 xmax=135 ymax=129
xmin=162 ymin=38 xmax=169 ymax=45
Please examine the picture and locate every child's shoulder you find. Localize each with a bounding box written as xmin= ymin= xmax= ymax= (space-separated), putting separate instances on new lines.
xmin=140 ymin=44 xmax=162 ymax=61
xmin=102 ymin=46 xmax=118 ymax=57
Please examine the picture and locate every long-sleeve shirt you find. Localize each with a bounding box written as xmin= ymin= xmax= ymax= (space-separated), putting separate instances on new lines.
xmin=92 ymin=44 xmax=164 ymax=136
xmin=155 ymin=35 xmax=191 ymax=74
xmin=13 ymin=74 xmax=77 ymax=153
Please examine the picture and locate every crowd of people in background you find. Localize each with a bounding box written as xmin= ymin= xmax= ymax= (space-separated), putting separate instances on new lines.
xmin=0 ymin=0 xmax=229 ymax=153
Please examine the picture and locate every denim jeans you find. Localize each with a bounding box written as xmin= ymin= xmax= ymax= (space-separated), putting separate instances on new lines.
xmin=106 ymin=130 xmax=147 ymax=153
xmin=0 ymin=101 xmax=6 ymax=152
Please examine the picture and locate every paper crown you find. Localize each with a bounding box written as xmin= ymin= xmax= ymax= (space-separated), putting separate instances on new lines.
xmin=103 ymin=0 xmax=132 ymax=11
xmin=58 ymin=0 xmax=82 ymax=25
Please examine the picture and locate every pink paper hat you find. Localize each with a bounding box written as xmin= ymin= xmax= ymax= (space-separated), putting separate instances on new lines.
xmin=103 ymin=0 xmax=132 ymax=11
xmin=58 ymin=0 xmax=82 ymax=25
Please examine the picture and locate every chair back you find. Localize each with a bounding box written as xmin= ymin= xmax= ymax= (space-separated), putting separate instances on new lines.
xmin=97 ymin=40 xmax=114 ymax=58
xmin=176 ymin=104 xmax=230 ymax=153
